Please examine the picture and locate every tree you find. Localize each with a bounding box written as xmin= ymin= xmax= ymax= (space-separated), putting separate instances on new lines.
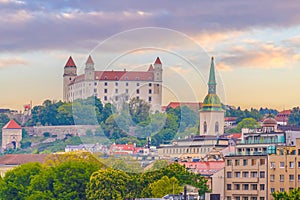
xmin=86 ymin=168 xmax=131 ymax=200
xmin=149 ymin=176 xmax=183 ymax=197
xmin=150 ymin=160 xmax=169 ymax=171
xmin=289 ymin=107 xmax=300 ymax=126
xmin=236 ymin=117 xmax=260 ymax=132
xmin=0 ymin=162 xmax=43 ymax=200
xmin=129 ymin=97 xmax=151 ymax=124
xmin=273 ymin=188 xmax=300 ymax=200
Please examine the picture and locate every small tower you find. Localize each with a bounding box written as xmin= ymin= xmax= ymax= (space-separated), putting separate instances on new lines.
xmin=84 ymin=55 xmax=95 ymax=98
xmin=199 ymin=57 xmax=224 ymax=136
xmin=152 ymin=57 xmax=163 ymax=111
xmin=63 ymin=56 xmax=77 ymax=102
xmin=154 ymin=57 xmax=162 ymax=82
xmin=2 ymin=119 xmax=22 ymax=150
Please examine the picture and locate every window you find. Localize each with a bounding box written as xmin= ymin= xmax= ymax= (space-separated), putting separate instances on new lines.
xmin=227 ymin=184 xmax=232 ymax=190
xmin=280 ymin=162 xmax=284 ymax=168
xmin=298 ymin=174 xmax=300 ymax=181
xmin=243 ymin=172 xmax=249 ymax=178
xmin=149 ymin=83 xmax=152 ymax=86
xmin=289 ymin=174 xmax=294 ymax=181
xmin=204 ymin=122 xmax=207 ymax=134
xmin=243 ymin=184 xmax=249 ymax=190
xmin=226 ymin=197 xmax=231 ymax=200
xmin=104 ymin=82 xmax=108 ymax=86
xmin=126 ymin=82 xmax=129 ymax=86
xmin=260 ymin=184 xmax=265 ymax=190
xmin=260 ymin=198 xmax=265 ymax=200
xmin=94 ymin=88 xmax=97 ymax=93
xmin=148 ymin=97 xmax=152 ymax=102
xmin=126 ymin=89 xmax=129 ymax=94
xmin=137 ymin=82 xmax=140 ymax=86
xmin=243 ymin=159 xmax=248 ymax=166
xmin=104 ymin=96 xmax=107 ymax=101
xmin=280 ymin=188 xmax=284 ymax=192
xmin=280 ymin=174 xmax=284 ymax=182
xmin=226 ymin=160 xmax=232 ymax=166
xmin=104 ymin=89 xmax=107 ymax=93
xmin=251 ymin=184 xmax=257 ymax=190
xmin=290 ymin=162 xmax=294 ymax=168
xmin=251 ymin=197 xmax=257 ymax=200
xmin=234 ymin=184 xmax=240 ymax=190
xmin=136 ymin=89 xmax=140 ymax=94
xmin=260 ymin=159 xmax=265 ymax=165
xmin=235 ymin=159 xmax=240 ymax=166
xmin=289 ymin=187 xmax=294 ymax=191
xmin=235 ymin=172 xmax=241 ymax=178
xmin=270 ymin=162 xmax=275 ymax=168
xmin=271 ymin=188 xmax=275 ymax=193
xmin=149 ymin=89 xmax=152 ymax=94
xmin=236 ymin=197 xmax=240 ymax=200
xmin=115 ymin=82 xmax=118 ymax=86
xmin=115 ymin=89 xmax=118 ymax=93
xmin=270 ymin=174 xmax=275 ymax=182
xmin=260 ymin=171 xmax=265 ymax=178
xmin=251 ymin=159 xmax=257 ymax=166
xmin=115 ymin=96 xmax=118 ymax=101
xmin=298 ymin=162 xmax=300 ymax=168
xmin=227 ymin=172 xmax=232 ymax=178
xmin=215 ymin=122 xmax=219 ymax=133
xmin=94 ymin=82 xmax=97 ymax=86
xmin=243 ymin=197 xmax=248 ymax=200
xmin=136 ymin=96 xmax=139 ymax=100
xmin=251 ymin=172 xmax=258 ymax=178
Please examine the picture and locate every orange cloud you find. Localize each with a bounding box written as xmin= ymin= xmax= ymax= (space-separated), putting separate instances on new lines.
xmin=0 ymin=57 xmax=28 ymax=68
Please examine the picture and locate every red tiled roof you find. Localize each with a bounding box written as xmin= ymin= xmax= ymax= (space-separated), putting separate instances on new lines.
xmin=224 ymin=133 xmax=242 ymax=139
xmin=167 ymin=102 xmax=203 ymax=111
xmin=179 ymin=161 xmax=225 ymax=175
xmin=154 ymin=57 xmax=162 ymax=64
xmin=65 ymin=56 xmax=76 ymax=67
xmin=86 ymin=55 xmax=94 ymax=65
xmin=276 ymin=110 xmax=292 ymax=122
xmin=110 ymin=144 xmax=134 ymax=151
xmin=3 ymin=119 xmax=21 ymax=129
xmin=224 ymin=117 xmax=237 ymax=122
xmin=0 ymin=154 xmax=48 ymax=165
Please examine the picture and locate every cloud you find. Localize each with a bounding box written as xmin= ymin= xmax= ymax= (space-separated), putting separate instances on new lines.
xmin=218 ymin=41 xmax=299 ymax=70
xmin=0 ymin=57 xmax=28 ymax=68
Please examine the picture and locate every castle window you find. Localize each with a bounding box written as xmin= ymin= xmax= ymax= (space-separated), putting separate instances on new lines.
xmin=104 ymin=96 xmax=107 ymax=101
xmin=94 ymin=82 xmax=97 ymax=86
xmin=204 ymin=121 xmax=207 ymax=134
xmin=126 ymin=82 xmax=129 ymax=86
xmin=115 ymin=76 xmax=118 ymax=80
xmin=137 ymin=83 xmax=140 ymax=86
xmin=115 ymin=96 xmax=118 ymax=101
xmin=104 ymin=89 xmax=107 ymax=93
xmin=149 ymin=89 xmax=152 ymax=94
xmin=104 ymin=76 xmax=108 ymax=80
xmin=126 ymin=89 xmax=128 ymax=94
xmin=69 ymin=77 xmax=72 ymax=80
xmin=148 ymin=97 xmax=152 ymax=102
xmin=136 ymin=89 xmax=140 ymax=94
xmin=115 ymin=82 xmax=118 ymax=86
xmin=115 ymin=89 xmax=118 ymax=93
xmin=215 ymin=122 xmax=219 ymax=133
xmin=149 ymin=83 xmax=152 ymax=87
xmin=104 ymin=82 xmax=107 ymax=86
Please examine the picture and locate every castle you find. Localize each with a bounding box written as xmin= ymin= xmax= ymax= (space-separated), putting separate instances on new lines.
xmin=63 ymin=56 xmax=163 ymax=111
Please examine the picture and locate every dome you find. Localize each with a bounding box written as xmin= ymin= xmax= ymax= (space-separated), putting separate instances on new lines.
xmin=263 ymin=118 xmax=277 ymax=126
xmin=201 ymin=94 xmax=223 ymax=111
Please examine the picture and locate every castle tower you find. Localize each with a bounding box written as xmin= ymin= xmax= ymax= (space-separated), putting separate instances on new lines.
xmin=199 ymin=57 xmax=224 ymax=136
xmin=84 ymin=55 xmax=95 ymax=98
xmin=153 ymin=57 xmax=163 ymax=111
xmin=2 ymin=119 xmax=22 ymax=150
xmin=63 ymin=56 xmax=77 ymax=102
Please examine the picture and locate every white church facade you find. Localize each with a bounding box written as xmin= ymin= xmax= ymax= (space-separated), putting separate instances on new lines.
xmin=63 ymin=56 xmax=163 ymax=111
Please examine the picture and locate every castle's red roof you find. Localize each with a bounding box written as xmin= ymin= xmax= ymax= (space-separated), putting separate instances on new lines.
xmin=154 ymin=57 xmax=162 ymax=64
xmin=3 ymin=119 xmax=21 ymax=129
xmin=166 ymin=102 xmax=203 ymax=112
xmin=65 ymin=56 xmax=76 ymax=67
xmin=148 ymin=64 xmax=154 ymax=71
xmin=86 ymin=55 xmax=94 ymax=65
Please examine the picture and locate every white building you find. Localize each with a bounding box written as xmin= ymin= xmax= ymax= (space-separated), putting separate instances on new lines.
xmin=63 ymin=56 xmax=163 ymax=111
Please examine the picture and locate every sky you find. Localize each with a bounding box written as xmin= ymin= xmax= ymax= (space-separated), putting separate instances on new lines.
xmin=1 ymin=0 xmax=300 ymax=111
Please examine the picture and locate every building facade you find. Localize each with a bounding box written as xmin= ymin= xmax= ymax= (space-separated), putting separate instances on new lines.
xmin=1 ymin=119 xmax=22 ymax=150
xmin=63 ymin=56 xmax=163 ymax=111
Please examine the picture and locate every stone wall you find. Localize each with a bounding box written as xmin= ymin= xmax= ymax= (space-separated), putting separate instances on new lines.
xmin=24 ymin=125 xmax=99 ymax=137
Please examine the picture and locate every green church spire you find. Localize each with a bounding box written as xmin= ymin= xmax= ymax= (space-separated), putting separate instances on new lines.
xmin=208 ymin=57 xmax=216 ymax=94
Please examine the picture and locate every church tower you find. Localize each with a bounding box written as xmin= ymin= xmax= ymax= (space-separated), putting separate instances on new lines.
xmin=63 ymin=56 xmax=77 ymax=102
xmin=84 ymin=55 xmax=95 ymax=98
xmin=199 ymin=57 xmax=224 ymax=136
